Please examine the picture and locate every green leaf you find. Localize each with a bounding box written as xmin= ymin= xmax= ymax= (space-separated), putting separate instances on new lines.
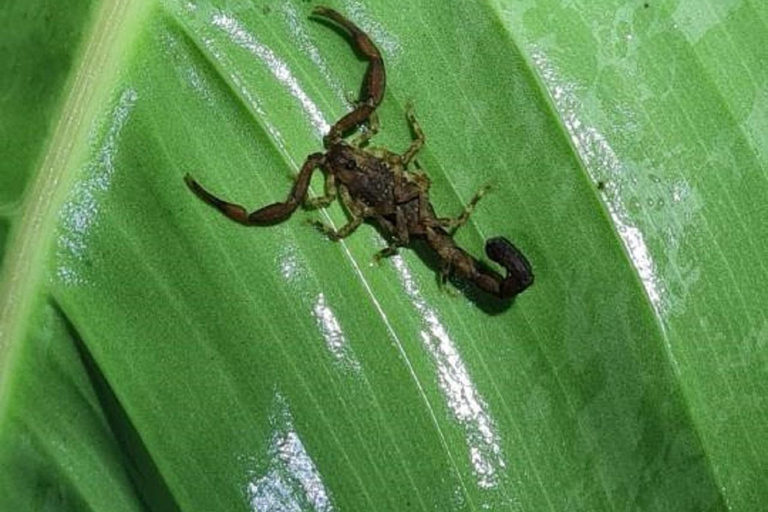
xmin=1 ymin=0 xmax=766 ymax=510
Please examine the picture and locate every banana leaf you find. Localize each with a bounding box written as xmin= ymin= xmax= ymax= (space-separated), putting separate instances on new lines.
xmin=1 ymin=0 xmax=766 ymax=510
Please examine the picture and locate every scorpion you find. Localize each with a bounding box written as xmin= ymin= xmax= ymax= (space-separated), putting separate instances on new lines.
xmin=185 ymin=6 xmax=533 ymax=300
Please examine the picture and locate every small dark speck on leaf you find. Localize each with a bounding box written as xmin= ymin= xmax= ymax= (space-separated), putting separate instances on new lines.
xmin=644 ymin=2 xmax=650 ymax=8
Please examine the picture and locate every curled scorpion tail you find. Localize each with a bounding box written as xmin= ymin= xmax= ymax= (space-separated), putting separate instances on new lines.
xmin=485 ymin=237 xmax=534 ymax=299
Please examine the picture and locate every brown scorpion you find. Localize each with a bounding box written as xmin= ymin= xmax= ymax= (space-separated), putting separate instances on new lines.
xmin=185 ymin=6 xmax=533 ymax=300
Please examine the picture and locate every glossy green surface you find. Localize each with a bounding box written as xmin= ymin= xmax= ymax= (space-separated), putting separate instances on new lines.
xmin=1 ymin=0 xmax=765 ymax=510
xmin=0 ymin=0 xmax=96 ymax=205
xmin=0 ymin=0 xmax=96 ymax=273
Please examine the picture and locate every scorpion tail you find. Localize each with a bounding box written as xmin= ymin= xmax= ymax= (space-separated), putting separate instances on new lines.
xmin=485 ymin=237 xmax=534 ymax=299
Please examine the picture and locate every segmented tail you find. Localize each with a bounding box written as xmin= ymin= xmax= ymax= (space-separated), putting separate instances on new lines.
xmin=425 ymin=229 xmax=533 ymax=299
xmin=485 ymin=237 xmax=534 ymax=299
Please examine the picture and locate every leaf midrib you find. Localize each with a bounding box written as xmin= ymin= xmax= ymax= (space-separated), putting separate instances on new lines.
xmin=0 ymin=0 xmax=157 ymax=425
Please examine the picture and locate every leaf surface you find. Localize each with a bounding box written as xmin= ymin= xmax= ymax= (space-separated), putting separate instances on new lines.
xmin=1 ymin=0 xmax=766 ymax=510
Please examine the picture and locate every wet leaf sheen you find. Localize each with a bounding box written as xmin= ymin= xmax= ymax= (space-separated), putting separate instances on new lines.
xmin=1 ymin=0 xmax=766 ymax=510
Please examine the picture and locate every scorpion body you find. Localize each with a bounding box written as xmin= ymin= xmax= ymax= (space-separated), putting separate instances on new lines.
xmin=185 ymin=7 xmax=533 ymax=300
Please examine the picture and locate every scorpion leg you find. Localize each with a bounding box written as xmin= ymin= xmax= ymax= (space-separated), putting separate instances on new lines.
xmin=432 ymin=185 xmax=491 ymax=234
xmin=184 ymin=153 xmax=324 ymax=225
xmin=435 ymin=261 xmax=462 ymax=297
xmin=352 ymin=111 xmax=380 ymax=147
xmin=374 ymin=244 xmax=399 ymax=261
xmin=402 ymin=105 xmax=425 ymax=166
xmin=309 ymin=215 xmax=364 ymax=241
xmin=313 ymin=7 xmax=385 ymax=146
xmin=308 ymin=186 xmax=368 ymax=241
xmin=373 ymin=208 xmax=409 ymax=261
xmin=305 ymin=173 xmax=337 ymax=209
